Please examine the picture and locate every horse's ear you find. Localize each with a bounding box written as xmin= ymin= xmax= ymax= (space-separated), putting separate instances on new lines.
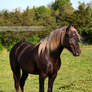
xmin=66 ymin=25 xmax=71 ymax=32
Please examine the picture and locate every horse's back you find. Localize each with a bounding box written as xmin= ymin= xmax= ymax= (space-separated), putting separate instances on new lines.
xmin=10 ymin=41 xmax=34 ymax=66
xmin=10 ymin=41 xmax=34 ymax=55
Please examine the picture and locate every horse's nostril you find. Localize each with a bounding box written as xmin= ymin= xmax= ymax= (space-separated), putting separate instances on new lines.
xmin=76 ymin=49 xmax=81 ymax=56
xmin=76 ymin=53 xmax=79 ymax=56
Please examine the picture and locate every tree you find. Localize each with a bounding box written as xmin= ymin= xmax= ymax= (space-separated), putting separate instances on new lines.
xmin=51 ymin=0 xmax=71 ymax=11
xmin=22 ymin=7 xmax=35 ymax=26
xmin=34 ymin=6 xmax=51 ymax=19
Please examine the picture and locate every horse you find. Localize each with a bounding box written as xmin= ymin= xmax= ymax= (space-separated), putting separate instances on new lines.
xmin=9 ymin=25 xmax=81 ymax=92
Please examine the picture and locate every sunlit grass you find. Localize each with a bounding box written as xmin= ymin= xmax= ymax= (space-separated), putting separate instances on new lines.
xmin=0 ymin=45 xmax=92 ymax=92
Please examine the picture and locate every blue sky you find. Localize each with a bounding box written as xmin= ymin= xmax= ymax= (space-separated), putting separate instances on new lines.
xmin=0 ymin=0 xmax=92 ymax=11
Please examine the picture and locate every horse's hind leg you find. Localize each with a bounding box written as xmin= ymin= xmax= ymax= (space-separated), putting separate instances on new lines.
xmin=20 ymin=71 xmax=28 ymax=92
xmin=13 ymin=67 xmax=21 ymax=92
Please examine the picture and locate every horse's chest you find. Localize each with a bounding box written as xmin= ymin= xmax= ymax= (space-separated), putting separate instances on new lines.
xmin=46 ymin=60 xmax=61 ymax=74
xmin=38 ymin=54 xmax=61 ymax=74
xmin=46 ymin=62 xmax=53 ymax=73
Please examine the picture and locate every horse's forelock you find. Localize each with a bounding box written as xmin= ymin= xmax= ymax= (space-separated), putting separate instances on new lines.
xmin=70 ymin=27 xmax=81 ymax=40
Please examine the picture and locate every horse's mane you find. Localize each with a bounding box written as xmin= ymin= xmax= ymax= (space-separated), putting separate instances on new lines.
xmin=38 ymin=26 xmax=80 ymax=55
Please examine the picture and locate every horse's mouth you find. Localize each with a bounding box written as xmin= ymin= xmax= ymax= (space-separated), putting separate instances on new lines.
xmin=73 ymin=52 xmax=80 ymax=56
xmin=73 ymin=49 xmax=81 ymax=56
xmin=70 ymin=45 xmax=81 ymax=56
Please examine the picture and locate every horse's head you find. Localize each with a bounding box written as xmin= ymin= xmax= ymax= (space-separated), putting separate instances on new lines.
xmin=63 ymin=26 xmax=81 ymax=56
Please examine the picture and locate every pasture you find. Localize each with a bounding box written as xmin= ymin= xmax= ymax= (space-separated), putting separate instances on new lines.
xmin=0 ymin=45 xmax=92 ymax=92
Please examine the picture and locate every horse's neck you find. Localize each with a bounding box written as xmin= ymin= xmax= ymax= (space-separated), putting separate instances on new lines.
xmin=50 ymin=45 xmax=64 ymax=59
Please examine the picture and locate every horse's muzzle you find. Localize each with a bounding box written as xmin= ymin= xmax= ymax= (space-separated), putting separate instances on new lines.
xmin=74 ymin=49 xmax=81 ymax=56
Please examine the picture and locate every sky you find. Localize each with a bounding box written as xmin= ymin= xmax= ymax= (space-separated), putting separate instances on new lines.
xmin=0 ymin=0 xmax=92 ymax=11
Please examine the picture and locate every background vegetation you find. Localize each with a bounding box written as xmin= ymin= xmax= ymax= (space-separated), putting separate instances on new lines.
xmin=0 ymin=0 xmax=92 ymax=50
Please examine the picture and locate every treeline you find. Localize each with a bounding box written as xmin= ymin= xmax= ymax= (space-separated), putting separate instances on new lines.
xmin=0 ymin=0 xmax=92 ymax=50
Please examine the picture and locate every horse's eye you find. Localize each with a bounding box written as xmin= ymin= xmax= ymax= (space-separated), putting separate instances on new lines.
xmin=73 ymin=33 xmax=75 ymax=36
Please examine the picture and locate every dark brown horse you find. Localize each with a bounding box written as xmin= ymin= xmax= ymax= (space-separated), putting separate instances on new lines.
xmin=10 ymin=26 xmax=81 ymax=92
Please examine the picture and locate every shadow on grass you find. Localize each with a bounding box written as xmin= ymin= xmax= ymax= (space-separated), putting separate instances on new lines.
xmin=58 ymin=81 xmax=75 ymax=90
xmin=58 ymin=80 xmax=86 ymax=91
xmin=0 ymin=91 xmax=3 ymax=92
xmin=59 ymin=83 xmax=74 ymax=90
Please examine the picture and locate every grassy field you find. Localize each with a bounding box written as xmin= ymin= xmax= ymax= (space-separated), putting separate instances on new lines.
xmin=0 ymin=45 xmax=92 ymax=92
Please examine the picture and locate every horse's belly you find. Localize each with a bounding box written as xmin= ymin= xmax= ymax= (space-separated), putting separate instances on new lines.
xmin=20 ymin=61 xmax=38 ymax=74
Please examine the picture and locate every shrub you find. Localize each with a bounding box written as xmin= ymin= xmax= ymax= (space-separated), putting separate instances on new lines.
xmin=27 ymin=35 xmax=40 ymax=44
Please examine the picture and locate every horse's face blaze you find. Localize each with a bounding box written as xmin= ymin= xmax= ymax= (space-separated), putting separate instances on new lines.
xmin=64 ymin=26 xmax=81 ymax=56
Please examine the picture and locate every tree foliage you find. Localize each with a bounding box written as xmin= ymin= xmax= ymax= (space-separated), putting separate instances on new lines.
xmin=52 ymin=0 xmax=70 ymax=11
xmin=0 ymin=1 xmax=92 ymax=50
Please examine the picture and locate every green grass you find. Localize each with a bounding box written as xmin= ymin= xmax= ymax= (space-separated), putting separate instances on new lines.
xmin=0 ymin=45 xmax=92 ymax=92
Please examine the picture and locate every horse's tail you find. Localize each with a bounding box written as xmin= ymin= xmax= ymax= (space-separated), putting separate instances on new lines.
xmin=9 ymin=42 xmax=21 ymax=83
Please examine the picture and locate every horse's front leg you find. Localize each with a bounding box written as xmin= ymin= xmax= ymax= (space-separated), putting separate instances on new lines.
xmin=48 ymin=73 xmax=57 ymax=92
xmin=39 ymin=74 xmax=46 ymax=92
